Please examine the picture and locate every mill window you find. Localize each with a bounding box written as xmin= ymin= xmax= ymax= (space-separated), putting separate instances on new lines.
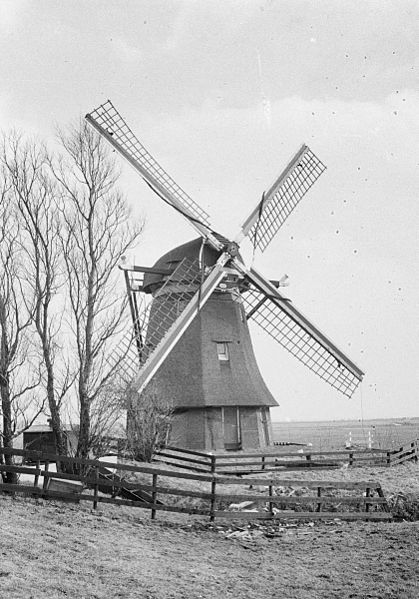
xmin=216 ymin=342 xmax=230 ymax=362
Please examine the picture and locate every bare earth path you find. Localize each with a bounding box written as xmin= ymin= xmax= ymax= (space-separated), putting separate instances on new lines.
xmin=1 ymin=492 xmax=418 ymax=599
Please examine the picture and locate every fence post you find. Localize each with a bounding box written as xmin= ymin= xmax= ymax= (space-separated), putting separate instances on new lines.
xmin=93 ymin=465 xmax=99 ymax=510
xmin=261 ymin=456 xmax=266 ymax=471
xmin=268 ymin=484 xmax=273 ymax=517
xmin=349 ymin=453 xmax=354 ymax=467
xmin=316 ymin=487 xmax=322 ymax=512
xmin=209 ymin=455 xmax=217 ymax=522
xmin=365 ymin=487 xmax=371 ymax=513
xmin=376 ymin=484 xmax=390 ymax=513
xmin=386 ymin=451 xmax=391 ymax=466
xmin=42 ymin=460 xmax=50 ymax=498
xmin=151 ymin=473 xmax=158 ymax=520
xmin=34 ymin=459 xmax=40 ymax=488
xmin=410 ymin=442 xmax=416 ymax=462
xmin=210 ymin=454 xmax=216 ymax=476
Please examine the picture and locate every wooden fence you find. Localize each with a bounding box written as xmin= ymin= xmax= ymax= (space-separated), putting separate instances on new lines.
xmin=389 ymin=440 xmax=419 ymax=466
xmin=0 ymin=447 xmax=392 ymax=522
xmin=152 ymin=445 xmax=215 ymax=473
xmin=153 ymin=439 xmax=419 ymax=474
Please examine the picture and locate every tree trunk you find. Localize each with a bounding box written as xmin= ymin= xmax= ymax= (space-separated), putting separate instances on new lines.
xmin=0 ymin=292 xmax=17 ymax=484
xmin=0 ymin=378 xmax=17 ymax=484
xmin=44 ymin=351 xmax=67 ymax=458
xmin=76 ymin=387 xmax=91 ymax=473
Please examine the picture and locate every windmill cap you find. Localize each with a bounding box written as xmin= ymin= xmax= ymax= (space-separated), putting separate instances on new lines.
xmin=142 ymin=235 xmax=242 ymax=294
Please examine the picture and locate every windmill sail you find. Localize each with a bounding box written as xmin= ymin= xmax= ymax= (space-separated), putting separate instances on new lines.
xmin=241 ymin=276 xmax=363 ymax=398
xmin=130 ymin=259 xmax=228 ymax=395
xmin=85 ymin=99 xmax=364 ymax=412
xmin=238 ymin=145 xmax=326 ymax=252
xmin=106 ymin=258 xmax=207 ymax=384
xmin=86 ymin=100 xmax=212 ymax=230
xmin=139 ymin=258 xmax=206 ymax=364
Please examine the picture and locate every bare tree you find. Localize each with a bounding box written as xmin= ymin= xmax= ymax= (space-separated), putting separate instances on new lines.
xmin=126 ymin=383 xmax=172 ymax=462
xmin=1 ymin=133 xmax=74 ymax=460
xmin=88 ymin=378 xmax=127 ymax=457
xmin=0 ymin=169 xmax=45 ymax=482
xmin=51 ymin=121 xmax=143 ymax=462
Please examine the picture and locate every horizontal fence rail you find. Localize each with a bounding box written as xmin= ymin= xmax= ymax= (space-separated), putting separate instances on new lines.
xmin=0 ymin=447 xmax=394 ymax=522
xmin=153 ymin=446 xmax=215 ymax=473
xmin=212 ymin=449 xmax=388 ymax=473
xmin=388 ymin=440 xmax=419 ymax=466
xmin=154 ymin=440 xmax=419 ymax=474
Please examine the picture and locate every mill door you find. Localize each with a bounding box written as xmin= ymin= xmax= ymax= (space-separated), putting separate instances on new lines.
xmin=223 ymin=407 xmax=241 ymax=450
xmin=261 ymin=408 xmax=270 ymax=446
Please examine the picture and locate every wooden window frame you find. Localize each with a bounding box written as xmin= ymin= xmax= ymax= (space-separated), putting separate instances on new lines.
xmin=216 ymin=341 xmax=230 ymax=362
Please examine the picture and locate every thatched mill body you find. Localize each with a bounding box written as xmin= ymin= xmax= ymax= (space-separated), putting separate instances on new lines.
xmin=86 ymin=100 xmax=364 ymax=451
xmin=140 ymin=238 xmax=277 ymax=450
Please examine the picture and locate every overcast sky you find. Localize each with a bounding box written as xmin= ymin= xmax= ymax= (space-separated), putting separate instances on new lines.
xmin=1 ymin=0 xmax=418 ymax=421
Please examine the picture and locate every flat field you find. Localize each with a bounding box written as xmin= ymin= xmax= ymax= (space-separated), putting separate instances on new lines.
xmin=272 ymin=417 xmax=419 ymax=451
xmin=1 ymin=462 xmax=419 ymax=599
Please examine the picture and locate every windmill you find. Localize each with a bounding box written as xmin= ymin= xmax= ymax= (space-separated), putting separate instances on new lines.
xmin=85 ymin=100 xmax=364 ymax=451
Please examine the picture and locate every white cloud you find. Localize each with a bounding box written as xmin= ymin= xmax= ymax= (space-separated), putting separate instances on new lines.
xmin=112 ymin=37 xmax=142 ymax=63
xmin=0 ymin=0 xmax=28 ymax=33
xmin=164 ymin=2 xmax=194 ymax=52
xmin=163 ymin=0 xmax=260 ymax=52
xmin=125 ymin=90 xmax=419 ymax=419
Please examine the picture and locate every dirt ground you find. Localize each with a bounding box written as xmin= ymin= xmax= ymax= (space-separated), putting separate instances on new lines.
xmin=1 ymin=462 xmax=419 ymax=599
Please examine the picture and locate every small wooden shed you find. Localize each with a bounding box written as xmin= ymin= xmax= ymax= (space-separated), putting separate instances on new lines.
xmin=23 ymin=423 xmax=77 ymax=455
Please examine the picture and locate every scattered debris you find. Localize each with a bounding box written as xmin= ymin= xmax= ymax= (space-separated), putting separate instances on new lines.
xmin=229 ymin=501 xmax=256 ymax=511
xmin=178 ymin=519 xmax=349 ymax=542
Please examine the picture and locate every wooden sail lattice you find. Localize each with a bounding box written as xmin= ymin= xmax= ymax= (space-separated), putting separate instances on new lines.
xmin=87 ymin=100 xmax=211 ymax=227
xmin=106 ymin=258 xmax=204 ymax=384
xmin=242 ymin=286 xmax=361 ymax=398
xmin=249 ymin=147 xmax=326 ymax=252
xmin=86 ymin=100 xmax=364 ymax=403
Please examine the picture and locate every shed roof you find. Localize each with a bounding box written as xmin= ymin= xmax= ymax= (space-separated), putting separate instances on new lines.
xmin=24 ymin=423 xmax=72 ymax=434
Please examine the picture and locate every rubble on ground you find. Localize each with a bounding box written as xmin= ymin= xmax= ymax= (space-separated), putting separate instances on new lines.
xmin=180 ymin=519 xmax=346 ymax=542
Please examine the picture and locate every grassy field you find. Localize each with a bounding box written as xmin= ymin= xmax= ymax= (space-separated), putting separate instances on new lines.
xmin=272 ymin=417 xmax=419 ymax=451
xmin=1 ymin=461 xmax=419 ymax=598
